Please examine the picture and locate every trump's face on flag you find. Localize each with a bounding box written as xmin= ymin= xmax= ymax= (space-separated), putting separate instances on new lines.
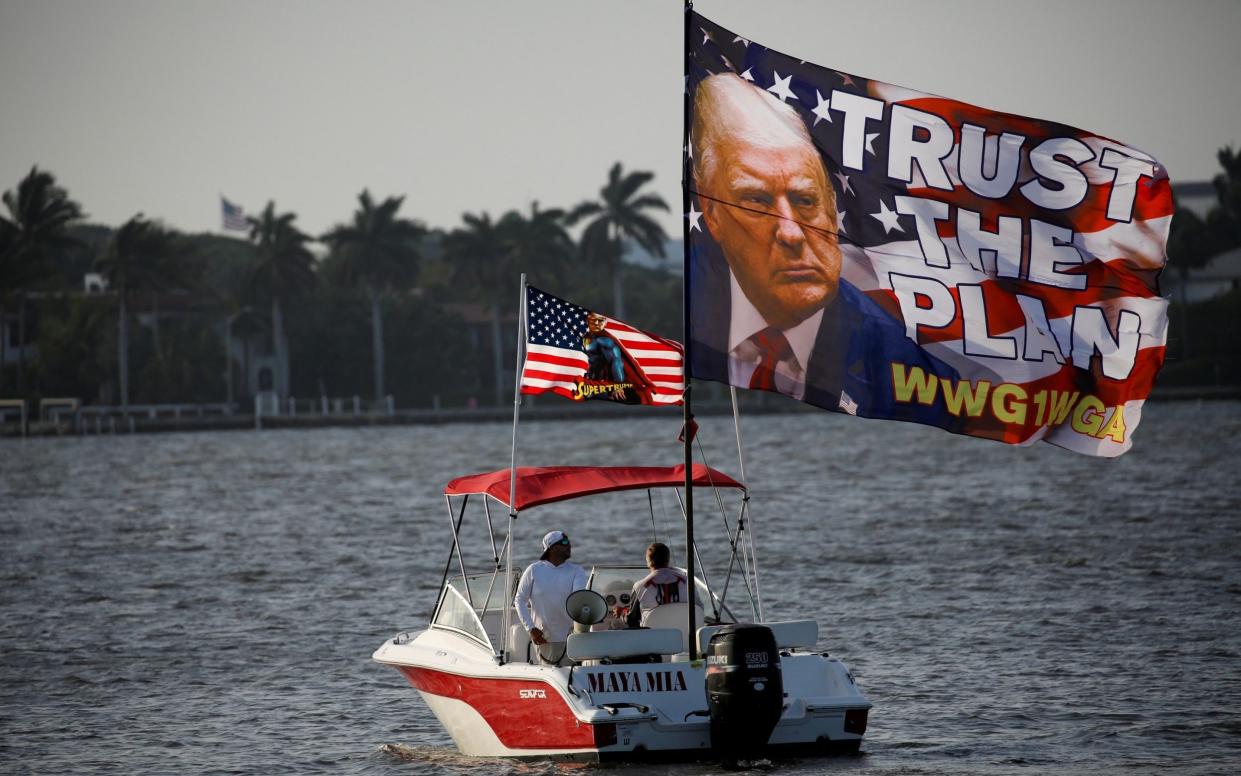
xmin=694 ymin=73 xmax=841 ymax=331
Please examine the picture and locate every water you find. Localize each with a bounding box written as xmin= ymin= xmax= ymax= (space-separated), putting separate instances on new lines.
xmin=1 ymin=402 xmax=1239 ymax=775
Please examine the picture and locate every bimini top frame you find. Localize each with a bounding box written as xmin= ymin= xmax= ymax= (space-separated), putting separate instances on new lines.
xmin=436 ymin=463 xmax=757 ymax=664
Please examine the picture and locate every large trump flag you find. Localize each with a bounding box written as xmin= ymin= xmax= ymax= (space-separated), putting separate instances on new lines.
xmin=686 ymin=11 xmax=1171 ymax=457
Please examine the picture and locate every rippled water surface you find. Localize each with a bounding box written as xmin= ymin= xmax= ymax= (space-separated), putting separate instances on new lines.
xmin=2 ymin=402 xmax=1240 ymax=775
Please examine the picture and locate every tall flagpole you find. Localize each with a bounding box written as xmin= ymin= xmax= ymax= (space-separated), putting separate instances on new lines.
xmin=509 ymin=274 xmax=526 ymax=508
xmin=731 ymin=386 xmax=763 ymax=622
xmin=682 ymin=0 xmax=699 ymax=661
xmin=501 ymin=273 xmax=527 ymax=664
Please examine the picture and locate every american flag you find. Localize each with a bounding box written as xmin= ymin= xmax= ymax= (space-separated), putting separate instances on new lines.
xmin=520 ymin=285 xmax=684 ymax=406
xmin=221 ymin=197 xmax=248 ymax=232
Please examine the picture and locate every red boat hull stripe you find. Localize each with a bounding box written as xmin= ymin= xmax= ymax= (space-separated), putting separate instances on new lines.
xmin=397 ymin=666 xmax=597 ymax=750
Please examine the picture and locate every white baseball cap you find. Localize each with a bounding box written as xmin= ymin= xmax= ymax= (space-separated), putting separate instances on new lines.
xmin=541 ymin=530 xmax=569 ymax=551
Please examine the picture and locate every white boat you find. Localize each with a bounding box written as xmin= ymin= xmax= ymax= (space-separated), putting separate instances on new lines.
xmin=373 ymin=463 xmax=870 ymax=761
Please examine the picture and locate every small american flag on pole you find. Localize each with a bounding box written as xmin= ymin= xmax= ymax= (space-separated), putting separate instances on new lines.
xmin=221 ymin=197 xmax=248 ymax=232
xmin=521 ymin=285 xmax=684 ymax=406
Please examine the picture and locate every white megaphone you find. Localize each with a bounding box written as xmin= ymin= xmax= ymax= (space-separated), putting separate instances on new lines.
xmin=565 ymin=589 xmax=607 ymax=634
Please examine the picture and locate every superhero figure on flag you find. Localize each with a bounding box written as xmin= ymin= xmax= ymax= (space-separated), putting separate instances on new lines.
xmin=579 ymin=313 xmax=653 ymax=404
xmin=583 ymin=313 xmax=626 ymax=383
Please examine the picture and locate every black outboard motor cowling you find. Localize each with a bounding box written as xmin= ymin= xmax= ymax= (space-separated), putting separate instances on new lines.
xmin=706 ymin=624 xmax=783 ymax=756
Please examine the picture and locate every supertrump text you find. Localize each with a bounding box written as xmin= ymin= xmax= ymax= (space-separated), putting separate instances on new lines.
xmin=891 ymin=364 xmax=1130 ymax=442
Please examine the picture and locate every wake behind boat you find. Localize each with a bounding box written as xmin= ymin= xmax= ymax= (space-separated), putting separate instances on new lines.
xmin=373 ymin=464 xmax=870 ymax=761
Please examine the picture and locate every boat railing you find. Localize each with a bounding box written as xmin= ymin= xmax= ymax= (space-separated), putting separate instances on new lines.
xmin=693 ymin=619 xmax=820 ymax=654
xmin=566 ymin=628 xmax=685 ymax=663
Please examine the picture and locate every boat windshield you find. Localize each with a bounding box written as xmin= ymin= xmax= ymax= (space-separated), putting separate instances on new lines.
xmin=433 ymin=572 xmax=521 ymax=651
xmin=431 ymin=585 xmax=489 ymax=646
xmin=448 ymin=572 xmax=518 ymax=614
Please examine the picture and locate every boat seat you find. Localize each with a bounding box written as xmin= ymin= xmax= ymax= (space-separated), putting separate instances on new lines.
xmin=639 ymin=602 xmax=703 ymax=652
xmin=567 ymin=628 xmax=684 ymax=661
xmin=696 ymin=619 xmax=819 ymax=654
xmin=508 ymin=624 xmax=533 ymax=663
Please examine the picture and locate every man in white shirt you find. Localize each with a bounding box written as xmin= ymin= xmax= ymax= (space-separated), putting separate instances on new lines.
xmin=513 ymin=530 xmax=588 ymax=665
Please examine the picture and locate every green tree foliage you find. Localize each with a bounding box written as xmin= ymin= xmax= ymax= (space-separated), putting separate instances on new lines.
xmin=443 ymin=211 xmax=515 ymax=407
xmin=566 ymin=162 xmax=670 ymax=319
xmin=134 ymin=316 xmax=224 ymax=403
xmin=611 ymin=263 xmax=682 ymax=342
xmin=443 ymin=205 xmax=574 ymax=405
xmin=0 ymin=166 xmax=83 ymax=393
xmin=31 ymin=295 xmax=112 ymax=403
xmin=321 ymin=190 xmax=426 ymax=400
xmin=286 ymin=285 xmax=480 ymax=408
xmin=5 ymin=160 xmax=690 ymax=411
xmin=194 ymin=232 xmax=258 ymax=301
xmin=1207 ymin=146 xmax=1241 ymax=245
xmin=1166 ymin=207 xmax=1215 ymax=357
xmin=94 ymin=215 xmax=182 ymax=407
xmin=0 ymin=166 xmax=83 ymax=283
xmin=60 ymin=224 xmax=114 ymax=285
xmin=1162 ymin=146 xmax=1241 ymax=382
xmin=246 ymin=201 xmax=316 ymax=399
xmin=503 ymin=202 xmax=574 ymax=279
xmin=191 ymin=232 xmax=260 ymax=401
xmin=1157 ymin=288 xmax=1241 ymax=387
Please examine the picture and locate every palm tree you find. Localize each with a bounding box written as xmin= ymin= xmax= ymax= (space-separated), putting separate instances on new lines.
xmin=0 ymin=218 xmax=17 ymax=268
xmin=444 ymin=205 xmax=573 ymax=405
xmin=444 ymin=212 xmax=510 ymax=406
xmin=321 ymin=190 xmax=425 ymax=401
xmin=94 ymin=215 xmax=176 ymax=408
xmin=224 ymin=304 xmax=267 ymax=405
xmin=148 ymin=232 xmax=205 ymax=396
xmin=1169 ymin=147 xmax=1241 ymax=360
xmin=246 ymin=201 xmax=316 ymax=401
xmin=566 ymin=162 xmax=671 ymax=318
xmin=1165 ymin=207 xmax=1218 ymax=358
xmin=0 ymin=167 xmax=83 ymax=392
xmin=0 ymin=220 xmax=18 ymax=387
xmin=504 ymin=201 xmax=574 ymax=276
xmin=1208 ymin=145 xmax=1241 ymax=246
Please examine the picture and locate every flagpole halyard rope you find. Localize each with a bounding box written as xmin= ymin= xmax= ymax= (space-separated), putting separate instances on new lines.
xmin=730 ymin=386 xmax=763 ymax=621
xmin=681 ymin=0 xmax=700 ymax=661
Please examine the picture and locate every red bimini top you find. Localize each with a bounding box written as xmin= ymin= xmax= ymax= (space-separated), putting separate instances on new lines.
xmin=443 ymin=464 xmax=744 ymax=512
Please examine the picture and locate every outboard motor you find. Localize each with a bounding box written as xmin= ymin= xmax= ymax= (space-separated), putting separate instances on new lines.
xmin=705 ymin=624 xmax=783 ymax=757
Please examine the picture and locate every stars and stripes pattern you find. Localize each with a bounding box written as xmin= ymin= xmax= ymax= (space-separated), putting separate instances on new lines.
xmin=688 ymin=11 xmax=1172 ymax=457
xmin=221 ymin=197 xmax=248 ymax=232
xmin=520 ymin=285 xmax=684 ymax=406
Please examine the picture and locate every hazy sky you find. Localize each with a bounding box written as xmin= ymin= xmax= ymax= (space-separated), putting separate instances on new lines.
xmin=2 ymin=0 xmax=1238 ymax=239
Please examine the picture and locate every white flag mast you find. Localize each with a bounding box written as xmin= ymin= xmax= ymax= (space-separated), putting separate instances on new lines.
xmin=500 ymin=273 xmax=528 ymax=664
